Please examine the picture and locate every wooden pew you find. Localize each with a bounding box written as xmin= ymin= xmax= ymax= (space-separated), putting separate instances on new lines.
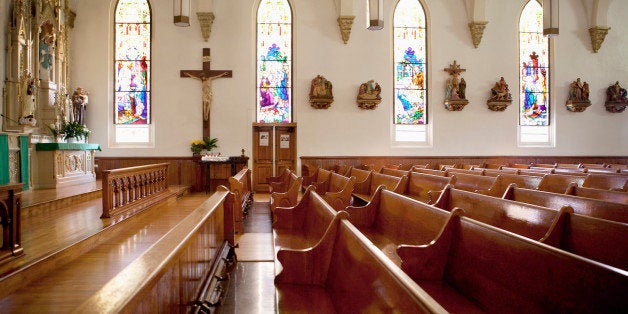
xmin=268 ymin=168 xmax=291 ymax=193
xmin=380 ymin=167 xmax=409 ymax=178
xmin=270 ymin=173 xmax=302 ymax=212
xmin=405 ymin=172 xmax=453 ymax=203
xmin=477 ymin=173 xmax=543 ymax=197
xmin=503 ymin=184 xmax=628 ymax=223
xmin=397 ymin=212 xmax=628 ymax=313
xmin=275 ymin=216 xmax=446 ymax=313
xmin=586 ymin=168 xmax=620 ymax=174
xmin=519 ymin=167 xmax=554 ymax=176
xmin=352 ymin=172 xmax=408 ymax=204
xmin=0 ymin=183 xmax=24 ymax=263
xmin=565 ymin=183 xmax=628 ymax=204
xmin=412 ymin=168 xmax=447 ymax=177
xmin=302 ymin=167 xmax=333 ymax=191
xmin=101 ymin=163 xmax=170 ymax=218
xmin=483 ymin=168 xmax=519 ymax=177
xmin=537 ymin=174 xmax=586 ymax=194
xmin=583 ymin=173 xmax=628 ymax=191
xmin=553 ymin=167 xmax=588 ymax=175
xmin=432 ymin=186 xmax=565 ymax=241
xmin=319 ymin=173 xmax=357 ymax=212
xmin=447 ymin=172 xmax=496 ymax=193
xmin=411 ymin=164 xmax=431 ymax=170
xmin=344 ymin=187 xmax=452 ymax=265
xmin=347 ymin=167 xmax=372 ymax=186
xmin=444 ymin=168 xmax=484 ymax=176
xmin=228 ymin=167 xmax=253 ymax=234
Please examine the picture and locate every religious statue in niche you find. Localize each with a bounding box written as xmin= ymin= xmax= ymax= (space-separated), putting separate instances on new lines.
xmin=38 ymin=21 xmax=56 ymax=81
xmin=443 ymin=60 xmax=469 ymax=111
xmin=18 ymin=72 xmax=37 ymax=126
xmin=357 ymin=80 xmax=382 ymax=110
xmin=309 ymin=75 xmax=334 ymax=109
xmin=605 ymin=81 xmax=628 ymax=113
xmin=72 ymin=87 xmax=89 ymax=125
xmin=565 ymin=78 xmax=591 ymax=112
xmin=487 ymin=77 xmax=512 ymax=111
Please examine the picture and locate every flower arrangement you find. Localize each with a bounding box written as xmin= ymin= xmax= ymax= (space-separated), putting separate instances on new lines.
xmin=61 ymin=121 xmax=89 ymax=140
xmin=190 ymin=137 xmax=218 ymax=155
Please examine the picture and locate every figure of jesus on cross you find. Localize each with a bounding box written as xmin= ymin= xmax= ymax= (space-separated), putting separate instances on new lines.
xmin=180 ymin=48 xmax=232 ymax=138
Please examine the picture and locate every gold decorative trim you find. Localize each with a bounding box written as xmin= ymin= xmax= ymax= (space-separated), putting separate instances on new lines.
xmin=589 ymin=26 xmax=610 ymax=53
xmin=468 ymin=21 xmax=488 ymax=48
xmin=337 ymin=15 xmax=355 ymax=44
xmin=67 ymin=10 xmax=76 ymax=28
xmin=197 ymin=12 xmax=215 ymax=42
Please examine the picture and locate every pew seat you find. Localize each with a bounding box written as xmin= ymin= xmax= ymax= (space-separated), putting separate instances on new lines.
xmin=275 ymin=216 xmax=445 ymax=313
xmin=352 ymin=172 xmax=407 ymax=204
xmin=503 ymin=184 xmax=628 ymax=223
xmin=398 ymin=212 xmax=628 ymax=312
xmin=565 ymin=183 xmax=628 ymax=204
xmin=344 ymin=187 xmax=451 ymax=265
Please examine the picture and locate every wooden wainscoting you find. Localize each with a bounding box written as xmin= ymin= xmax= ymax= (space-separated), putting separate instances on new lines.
xmin=300 ymin=156 xmax=628 ymax=173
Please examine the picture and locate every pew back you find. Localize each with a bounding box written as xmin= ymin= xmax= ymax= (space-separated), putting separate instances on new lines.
xmin=538 ymin=174 xmax=586 ymax=194
xmin=380 ymin=167 xmax=410 ymax=178
xmin=321 ymin=173 xmax=356 ymax=212
xmin=228 ymin=167 xmax=253 ymax=234
xmin=583 ymin=174 xmax=628 ymax=191
xmin=405 ymin=172 xmax=453 ymax=203
xmin=479 ymin=174 xmax=543 ymax=197
xmin=565 ymin=184 xmax=628 ymax=204
xmin=448 ymin=173 xmax=496 ymax=192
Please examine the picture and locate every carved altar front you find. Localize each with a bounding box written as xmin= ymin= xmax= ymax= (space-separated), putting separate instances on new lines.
xmin=32 ymin=143 xmax=99 ymax=189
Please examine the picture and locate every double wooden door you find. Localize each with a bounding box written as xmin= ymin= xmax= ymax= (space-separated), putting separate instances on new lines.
xmin=252 ymin=123 xmax=297 ymax=192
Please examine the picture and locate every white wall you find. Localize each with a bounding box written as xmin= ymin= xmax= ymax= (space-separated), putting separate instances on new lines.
xmin=70 ymin=0 xmax=628 ymax=158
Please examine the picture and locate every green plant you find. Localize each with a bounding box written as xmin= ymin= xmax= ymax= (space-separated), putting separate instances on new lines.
xmin=204 ymin=137 xmax=218 ymax=151
xmin=61 ymin=121 xmax=86 ymax=139
xmin=190 ymin=137 xmax=218 ymax=155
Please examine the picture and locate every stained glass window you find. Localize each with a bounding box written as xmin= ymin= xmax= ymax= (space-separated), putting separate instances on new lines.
xmin=256 ymin=0 xmax=292 ymax=123
xmin=394 ymin=0 xmax=427 ymax=125
xmin=519 ymin=0 xmax=549 ymax=126
xmin=115 ymin=0 xmax=151 ymax=125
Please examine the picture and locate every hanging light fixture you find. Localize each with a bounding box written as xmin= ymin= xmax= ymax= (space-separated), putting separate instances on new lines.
xmin=366 ymin=0 xmax=383 ymax=30
xmin=174 ymin=0 xmax=191 ymax=27
xmin=543 ymin=0 xmax=559 ymax=37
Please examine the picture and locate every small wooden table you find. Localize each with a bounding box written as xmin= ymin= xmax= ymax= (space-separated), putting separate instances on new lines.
xmin=196 ymin=156 xmax=249 ymax=193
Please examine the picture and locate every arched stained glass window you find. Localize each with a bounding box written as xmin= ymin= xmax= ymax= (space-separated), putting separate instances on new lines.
xmin=114 ymin=0 xmax=151 ymax=127
xmin=519 ymin=0 xmax=549 ymax=126
xmin=256 ymin=0 xmax=292 ymax=123
xmin=393 ymin=0 xmax=427 ymax=143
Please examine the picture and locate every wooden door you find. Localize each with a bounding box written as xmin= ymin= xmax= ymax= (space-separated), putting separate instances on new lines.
xmin=275 ymin=124 xmax=297 ymax=176
xmin=252 ymin=123 xmax=297 ymax=192
xmin=252 ymin=124 xmax=274 ymax=192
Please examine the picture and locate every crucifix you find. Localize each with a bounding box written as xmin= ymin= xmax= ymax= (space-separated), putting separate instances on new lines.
xmin=180 ymin=48 xmax=233 ymax=138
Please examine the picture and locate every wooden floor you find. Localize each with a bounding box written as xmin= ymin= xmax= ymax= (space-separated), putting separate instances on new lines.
xmin=0 ymin=185 xmax=278 ymax=313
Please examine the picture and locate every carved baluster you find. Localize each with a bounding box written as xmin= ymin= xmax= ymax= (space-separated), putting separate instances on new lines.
xmin=129 ymin=175 xmax=136 ymax=202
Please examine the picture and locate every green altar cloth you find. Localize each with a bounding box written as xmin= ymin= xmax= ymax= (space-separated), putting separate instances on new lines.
xmin=35 ymin=143 xmax=101 ymax=151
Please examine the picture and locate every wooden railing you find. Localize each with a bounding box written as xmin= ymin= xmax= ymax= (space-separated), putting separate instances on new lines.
xmin=101 ymin=163 xmax=170 ymax=218
xmin=76 ymin=187 xmax=235 ymax=313
xmin=0 ymin=183 xmax=24 ymax=263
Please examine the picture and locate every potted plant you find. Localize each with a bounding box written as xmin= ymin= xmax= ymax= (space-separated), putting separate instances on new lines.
xmin=190 ymin=137 xmax=218 ymax=156
xmin=61 ymin=121 xmax=86 ymax=143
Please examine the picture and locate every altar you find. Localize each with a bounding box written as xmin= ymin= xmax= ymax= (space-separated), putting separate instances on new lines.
xmin=31 ymin=143 xmax=100 ymax=189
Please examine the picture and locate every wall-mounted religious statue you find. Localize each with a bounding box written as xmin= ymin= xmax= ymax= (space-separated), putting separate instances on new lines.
xmin=565 ymin=78 xmax=591 ymax=112
xmin=71 ymin=87 xmax=89 ymax=125
xmin=605 ymin=81 xmax=628 ymax=113
xmin=443 ymin=60 xmax=469 ymax=111
xmin=357 ymin=80 xmax=382 ymax=110
xmin=309 ymin=75 xmax=334 ymax=109
xmin=18 ymin=72 xmax=38 ymax=126
xmin=487 ymin=77 xmax=512 ymax=111
xmin=38 ymin=21 xmax=56 ymax=82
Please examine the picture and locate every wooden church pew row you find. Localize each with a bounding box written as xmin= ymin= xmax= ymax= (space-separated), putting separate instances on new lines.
xmin=553 ymin=167 xmax=588 ymax=175
xmin=432 ymin=185 xmax=564 ymax=241
xmin=482 ymin=168 xmax=519 ymax=177
xmin=319 ymin=173 xmax=356 ymax=212
xmin=347 ymin=167 xmax=372 ymax=186
xmin=302 ymin=167 xmax=333 ymax=191
xmin=275 ymin=216 xmax=447 ymax=313
xmin=228 ymin=167 xmax=253 ymax=234
xmin=532 ymin=163 xmax=557 ymax=168
xmin=565 ymin=183 xmax=628 ymax=205
xmin=444 ymin=168 xmax=485 ymax=176
xmin=412 ymin=168 xmax=447 ymax=177
xmin=268 ymin=168 xmax=292 ymax=193
xmin=434 ymin=186 xmax=628 ymax=270
xmin=410 ymin=164 xmax=431 ymax=170
xmin=75 ymin=187 xmax=237 ymax=313
xmin=404 ymin=172 xmax=453 ymax=204
xmin=519 ymin=167 xmax=555 ymax=176
xmin=445 ymin=172 xmax=496 ymax=193
xmin=581 ymin=163 xmax=608 ymax=169
xmin=583 ymin=173 xmax=628 ymax=191
xmin=272 ymin=188 xmax=347 ymax=276
xmin=352 ymin=172 xmax=408 ymax=204
xmin=397 ymin=212 xmax=628 ymax=313
xmin=476 ymin=173 xmax=543 ymax=197
xmin=380 ymin=167 xmax=410 ymax=178
xmin=344 ymin=187 xmax=452 ymax=265
xmin=502 ymin=184 xmax=628 ymax=224
xmin=269 ymin=174 xmax=302 ymax=212
xmin=586 ymin=167 xmax=621 ymax=174
xmin=537 ymin=173 xmax=586 ymax=194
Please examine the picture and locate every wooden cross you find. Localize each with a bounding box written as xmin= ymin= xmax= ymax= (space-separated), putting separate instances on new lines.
xmin=443 ymin=60 xmax=466 ymax=78
xmin=180 ymin=48 xmax=233 ymax=139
